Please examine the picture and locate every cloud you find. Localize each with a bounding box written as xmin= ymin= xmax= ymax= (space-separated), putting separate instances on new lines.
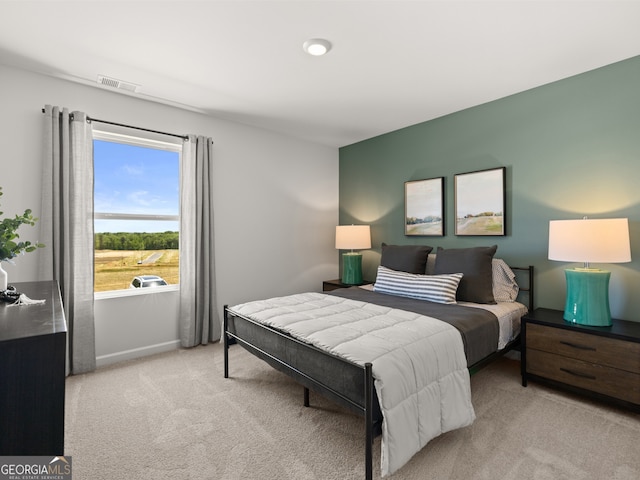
xmin=121 ymin=164 xmax=144 ymax=176
xmin=128 ymin=190 xmax=152 ymax=206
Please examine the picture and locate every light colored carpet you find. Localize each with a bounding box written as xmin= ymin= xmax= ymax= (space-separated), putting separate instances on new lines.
xmin=65 ymin=342 xmax=640 ymax=480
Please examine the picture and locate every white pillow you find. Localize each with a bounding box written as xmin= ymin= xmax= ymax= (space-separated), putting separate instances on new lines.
xmin=492 ymin=258 xmax=519 ymax=302
xmin=373 ymin=266 xmax=463 ymax=304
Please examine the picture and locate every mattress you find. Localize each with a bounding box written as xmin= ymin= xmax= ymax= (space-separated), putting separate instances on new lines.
xmin=458 ymin=300 xmax=528 ymax=349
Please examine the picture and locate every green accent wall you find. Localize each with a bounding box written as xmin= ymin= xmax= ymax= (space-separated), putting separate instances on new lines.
xmin=339 ymin=55 xmax=640 ymax=321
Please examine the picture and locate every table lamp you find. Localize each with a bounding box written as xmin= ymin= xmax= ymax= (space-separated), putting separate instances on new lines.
xmin=548 ymin=217 xmax=631 ymax=326
xmin=335 ymin=225 xmax=371 ymax=284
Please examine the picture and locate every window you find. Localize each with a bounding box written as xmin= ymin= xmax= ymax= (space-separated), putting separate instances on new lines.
xmin=93 ymin=129 xmax=182 ymax=294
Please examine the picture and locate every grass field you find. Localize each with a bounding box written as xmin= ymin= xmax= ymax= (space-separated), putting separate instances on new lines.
xmin=455 ymin=216 xmax=503 ymax=235
xmin=405 ymin=221 xmax=443 ymax=235
xmin=95 ymin=249 xmax=179 ymax=292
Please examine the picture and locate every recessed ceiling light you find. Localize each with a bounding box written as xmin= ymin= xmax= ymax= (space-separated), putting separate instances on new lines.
xmin=303 ymin=38 xmax=332 ymax=56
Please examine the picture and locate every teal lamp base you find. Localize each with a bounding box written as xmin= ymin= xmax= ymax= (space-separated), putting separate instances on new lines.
xmin=563 ymin=268 xmax=612 ymax=327
xmin=341 ymin=252 xmax=363 ymax=285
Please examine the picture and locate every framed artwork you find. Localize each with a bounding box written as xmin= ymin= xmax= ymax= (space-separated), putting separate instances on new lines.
xmin=405 ymin=177 xmax=445 ymax=236
xmin=454 ymin=167 xmax=506 ymax=236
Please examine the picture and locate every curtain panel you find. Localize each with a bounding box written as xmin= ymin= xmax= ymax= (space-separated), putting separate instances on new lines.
xmin=41 ymin=105 xmax=96 ymax=375
xmin=179 ymin=135 xmax=219 ymax=347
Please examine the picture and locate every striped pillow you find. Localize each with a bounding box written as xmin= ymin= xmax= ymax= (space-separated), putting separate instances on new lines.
xmin=373 ymin=266 xmax=463 ymax=304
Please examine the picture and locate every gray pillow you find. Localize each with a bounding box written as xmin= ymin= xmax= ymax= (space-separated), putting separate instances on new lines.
xmin=433 ymin=245 xmax=497 ymax=304
xmin=380 ymin=243 xmax=433 ymax=274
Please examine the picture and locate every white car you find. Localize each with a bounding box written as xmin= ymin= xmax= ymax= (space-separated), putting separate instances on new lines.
xmin=129 ymin=275 xmax=168 ymax=289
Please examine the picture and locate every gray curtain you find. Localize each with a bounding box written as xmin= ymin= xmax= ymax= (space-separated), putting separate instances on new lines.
xmin=179 ymin=135 xmax=219 ymax=347
xmin=41 ymin=105 xmax=96 ymax=374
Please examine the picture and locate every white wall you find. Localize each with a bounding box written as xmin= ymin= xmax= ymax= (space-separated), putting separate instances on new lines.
xmin=0 ymin=64 xmax=339 ymax=366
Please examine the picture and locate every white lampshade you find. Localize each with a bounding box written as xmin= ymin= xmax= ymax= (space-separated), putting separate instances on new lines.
xmin=335 ymin=225 xmax=371 ymax=250
xmin=548 ymin=218 xmax=631 ymax=265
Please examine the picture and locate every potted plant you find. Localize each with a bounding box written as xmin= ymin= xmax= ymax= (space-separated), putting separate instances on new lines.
xmin=0 ymin=186 xmax=45 ymax=290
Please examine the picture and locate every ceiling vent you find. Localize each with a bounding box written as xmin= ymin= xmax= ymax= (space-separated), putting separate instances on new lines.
xmin=97 ymin=75 xmax=140 ymax=93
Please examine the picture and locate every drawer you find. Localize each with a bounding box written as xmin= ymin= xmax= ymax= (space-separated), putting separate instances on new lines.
xmin=526 ymin=349 xmax=640 ymax=405
xmin=526 ymin=323 xmax=640 ymax=374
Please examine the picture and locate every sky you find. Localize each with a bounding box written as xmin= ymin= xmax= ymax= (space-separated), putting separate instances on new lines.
xmin=405 ymin=179 xmax=443 ymax=219
xmin=455 ymin=168 xmax=504 ymax=217
xmin=94 ymin=140 xmax=179 ymax=233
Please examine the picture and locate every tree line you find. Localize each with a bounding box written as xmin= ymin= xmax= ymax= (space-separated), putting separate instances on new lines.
xmin=461 ymin=211 xmax=503 ymax=219
xmin=94 ymin=231 xmax=179 ymax=251
xmin=406 ymin=215 xmax=442 ymax=225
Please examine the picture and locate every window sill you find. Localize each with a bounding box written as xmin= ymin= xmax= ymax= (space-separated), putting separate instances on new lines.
xmin=95 ymin=284 xmax=179 ymax=300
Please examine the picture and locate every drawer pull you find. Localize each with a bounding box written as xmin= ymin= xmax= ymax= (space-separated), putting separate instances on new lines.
xmin=560 ymin=368 xmax=596 ymax=380
xmin=559 ymin=341 xmax=596 ymax=351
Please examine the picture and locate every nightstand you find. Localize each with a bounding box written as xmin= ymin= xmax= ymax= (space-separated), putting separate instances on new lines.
xmin=322 ymin=278 xmax=372 ymax=292
xmin=521 ymin=308 xmax=640 ymax=410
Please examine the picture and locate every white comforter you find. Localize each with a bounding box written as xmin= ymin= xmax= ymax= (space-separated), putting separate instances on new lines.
xmin=230 ymin=292 xmax=476 ymax=477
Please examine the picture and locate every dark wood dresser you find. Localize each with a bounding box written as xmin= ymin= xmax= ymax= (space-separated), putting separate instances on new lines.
xmin=521 ymin=308 xmax=640 ymax=410
xmin=0 ymin=281 xmax=67 ymax=455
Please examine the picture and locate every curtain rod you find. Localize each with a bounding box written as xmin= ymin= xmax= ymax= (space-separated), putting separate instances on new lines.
xmin=41 ymin=108 xmax=189 ymax=141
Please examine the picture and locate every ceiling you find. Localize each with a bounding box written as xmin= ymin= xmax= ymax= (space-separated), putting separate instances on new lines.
xmin=2 ymin=1 xmax=639 ymax=147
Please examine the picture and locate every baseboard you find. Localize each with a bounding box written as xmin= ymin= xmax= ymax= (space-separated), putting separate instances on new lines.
xmin=96 ymin=340 xmax=180 ymax=368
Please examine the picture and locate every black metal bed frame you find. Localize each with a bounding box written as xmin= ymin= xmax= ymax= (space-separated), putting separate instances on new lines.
xmin=223 ymin=265 xmax=534 ymax=480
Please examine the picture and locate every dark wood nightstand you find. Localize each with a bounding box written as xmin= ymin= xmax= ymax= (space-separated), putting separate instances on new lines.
xmin=521 ymin=308 xmax=640 ymax=410
xmin=322 ymin=278 xmax=372 ymax=292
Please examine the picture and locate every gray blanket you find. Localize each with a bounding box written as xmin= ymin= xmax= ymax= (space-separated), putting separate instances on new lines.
xmin=328 ymin=287 xmax=499 ymax=366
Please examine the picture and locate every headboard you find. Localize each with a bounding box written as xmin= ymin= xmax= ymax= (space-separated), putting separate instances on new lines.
xmin=510 ymin=265 xmax=534 ymax=312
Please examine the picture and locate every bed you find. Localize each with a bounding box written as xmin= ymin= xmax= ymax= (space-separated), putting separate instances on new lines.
xmin=223 ymin=245 xmax=534 ymax=479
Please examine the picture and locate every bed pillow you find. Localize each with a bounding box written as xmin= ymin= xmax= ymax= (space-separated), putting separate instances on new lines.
xmin=380 ymin=243 xmax=433 ymax=274
xmin=433 ymin=245 xmax=497 ymax=304
xmin=425 ymin=253 xmax=437 ymax=274
xmin=492 ymin=258 xmax=519 ymax=302
xmin=373 ymin=266 xmax=463 ymax=304
xmin=427 ymin=254 xmax=519 ymax=302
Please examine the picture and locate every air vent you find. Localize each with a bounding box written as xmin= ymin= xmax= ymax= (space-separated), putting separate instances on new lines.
xmin=97 ymin=75 xmax=140 ymax=93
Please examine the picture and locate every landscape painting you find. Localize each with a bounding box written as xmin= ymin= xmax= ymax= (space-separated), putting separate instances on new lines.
xmin=454 ymin=167 xmax=505 ymax=236
xmin=405 ymin=177 xmax=444 ymax=236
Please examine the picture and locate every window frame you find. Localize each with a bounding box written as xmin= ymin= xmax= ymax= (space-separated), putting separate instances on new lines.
xmin=92 ymin=127 xmax=182 ymax=299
